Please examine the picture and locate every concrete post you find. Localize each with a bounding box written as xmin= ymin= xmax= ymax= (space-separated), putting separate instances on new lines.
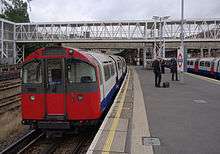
xmin=153 ymin=42 xmax=157 ymax=59
xmin=200 ymin=48 xmax=204 ymax=58
xmin=1 ymin=21 xmax=4 ymax=59
xmin=137 ymin=48 xmax=140 ymax=66
xmin=208 ymin=48 xmax=211 ymax=57
xmin=143 ymin=48 xmax=147 ymax=68
xmin=13 ymin=24 xmax=17 ymax=64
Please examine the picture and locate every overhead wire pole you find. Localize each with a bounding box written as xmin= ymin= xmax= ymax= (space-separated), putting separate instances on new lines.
xmin=180 ymin=0 xmax=185 ymax=83
xmin=152 ymin=16 xmax=170 ymax=59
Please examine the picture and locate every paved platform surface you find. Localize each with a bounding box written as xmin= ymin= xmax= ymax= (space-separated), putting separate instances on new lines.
xmin=136 ymin=67 xmax=220 ymax=154
xmin=88 ymin=67 xmax=220 ymax=154
xmin=87 ymin=69 xmax=135 ymax=154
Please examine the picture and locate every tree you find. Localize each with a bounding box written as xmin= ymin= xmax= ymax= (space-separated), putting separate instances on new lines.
xmin=0 ymin=0 xmax=30 ymax=23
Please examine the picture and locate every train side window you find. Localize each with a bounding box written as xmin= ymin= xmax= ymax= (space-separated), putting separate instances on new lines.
xmin=205 ymin=61 xmax=210 ymax=67
xmin=2 ymin=68 xmax=8 ymax=72
xmin=200 ymin=61 xmax=204 ymax=66
xmin=195 ymin=61 xmax=199 ymax=65
xmin=110 ymin=63 xmax=115 ymax=76
xmin=187 ymin=61 xmax=190 ymax=65
xmin=211 ymin=62 xmax=215 ymax=67
xmin=98 ymin=65 xmax=103 ymax=85
xmin=117 ymin=61 xmax=121 ymax=70
xmin=104 ymin=65 xmax=110 ymax=81
xmin=67 ymin=60 xmax=96 ymax=83
xmin=23 ymin=60 xmax=42 ymax=84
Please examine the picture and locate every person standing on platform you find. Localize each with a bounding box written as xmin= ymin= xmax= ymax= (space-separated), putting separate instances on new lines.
xmin=170 ymin=58 xmax=179 ymax=81
xmin=161 ymin=59 xmax=165 ymax=74
xmin=152 ymin=58 xmax=162 ymax=87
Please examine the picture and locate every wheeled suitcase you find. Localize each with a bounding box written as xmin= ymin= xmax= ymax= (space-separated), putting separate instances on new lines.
xmin=163 ymin=82 xmax=170 ymax=88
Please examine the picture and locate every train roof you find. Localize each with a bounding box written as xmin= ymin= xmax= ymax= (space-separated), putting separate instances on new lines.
xmin=23 ymin=47 xmax=99 ymax=67
xmin=86 ymin=52 xmax=114 ymax=63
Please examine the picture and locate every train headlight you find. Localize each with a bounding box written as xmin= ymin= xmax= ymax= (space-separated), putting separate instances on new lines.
xmin=69 ymin=49 xmax=74 ymax=54
xmin=77 ymin=95 xmax=83 ymax=101
xmin=30 ymin=96 xmax=35 ymax=101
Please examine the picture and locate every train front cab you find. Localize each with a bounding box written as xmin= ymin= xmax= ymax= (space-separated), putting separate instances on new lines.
xmin=22 ymin=53 xmax=101 ymax=130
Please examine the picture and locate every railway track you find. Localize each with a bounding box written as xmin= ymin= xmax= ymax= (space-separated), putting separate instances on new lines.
xmin=0 ymin=94 xmax=21 ymax=114
xmin=1 ymin=128 xmax=97 ymax=154
xmin=0 ymin=79 xmax=21 ymax=91
xmin=1 ymin=130 xmax=44 ymax=154
xmin=0 ymin=79 xmax=21 ymax=114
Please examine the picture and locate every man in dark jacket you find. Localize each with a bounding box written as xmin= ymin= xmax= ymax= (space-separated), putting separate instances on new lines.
xmin=161 ymin=59 xmax=165 ymax=74
xmin=152 ymin=58 xmax=162 ymax=87
xmin=170 ymin=58 xmax=178 ymax=81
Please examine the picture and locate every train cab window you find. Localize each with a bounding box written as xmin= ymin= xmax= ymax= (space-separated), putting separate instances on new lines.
xmin=23 ymin=60 xmax=42 ymax=84
xmin=67 ymin=60 xmax=96 ymax=83
xmin=47 ymin=59 xmax=62 ymax=84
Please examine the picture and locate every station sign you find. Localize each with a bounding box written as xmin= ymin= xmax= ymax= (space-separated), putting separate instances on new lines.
xmin=177 ymin=47 xmax=184 ymax=72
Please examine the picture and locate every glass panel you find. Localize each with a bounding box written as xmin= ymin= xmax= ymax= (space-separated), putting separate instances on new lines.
xmin=110 ymin=63 xmax=115 ymax=76
xmin=23 ymin=60 xmax=42 ymax=84
xmin=103 ymin=65 xmax=110 ymax=81
xmin=205 ymin=62 xmax=210 ymax=67
xmin=200 ymin=61 xmax=204 ymax=66
xmin=67 ymin=60 xmax=96 ymax=83
xmin=47 ymin=59 xmax=62 ymax=84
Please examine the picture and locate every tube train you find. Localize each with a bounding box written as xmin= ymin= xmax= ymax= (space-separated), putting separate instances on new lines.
xmin=187 ymin=57 xmax=220 ymax=79
xmin=21 ymin=47 xmax=127 ymax=130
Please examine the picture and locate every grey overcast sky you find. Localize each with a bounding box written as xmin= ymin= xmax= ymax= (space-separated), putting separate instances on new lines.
xmin=29 ymin=0 xmax=220 ymax=22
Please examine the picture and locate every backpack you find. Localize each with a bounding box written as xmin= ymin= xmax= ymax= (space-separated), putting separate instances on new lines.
xmin=163 ymin=82 xmax=170 ymax=88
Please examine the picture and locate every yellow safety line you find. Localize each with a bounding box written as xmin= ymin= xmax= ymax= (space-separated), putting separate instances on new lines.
xmin=102 ymin=71 xmax=130 ymax=154
xmin=185 ymin=72 xmax=220 ymax=85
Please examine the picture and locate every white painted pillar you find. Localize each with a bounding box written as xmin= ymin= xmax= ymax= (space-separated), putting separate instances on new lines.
xmin=13 ymin=24 xmax=17 ymax=64
xmin=1 ymin=21 xmax=3 ymax=59
xmin=208 ymin=48 xmax=211 ymax=57
xmin=143 ymin=48 xmax=147 ymax=68
xmin=153 ymin=42 xmax=157 ymax=59
xmin=137 ymin=48 xmax=140 ymax=66
xmin=200 ymin=48 xmax=204 ymax=58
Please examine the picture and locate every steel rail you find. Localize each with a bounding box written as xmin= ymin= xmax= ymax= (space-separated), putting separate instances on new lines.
xmin=1 ymin=130 xmax=44 ymax=154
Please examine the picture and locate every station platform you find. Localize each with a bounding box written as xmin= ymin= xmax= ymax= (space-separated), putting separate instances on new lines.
xmin=87 ymin=67 xmax=220 ymax=154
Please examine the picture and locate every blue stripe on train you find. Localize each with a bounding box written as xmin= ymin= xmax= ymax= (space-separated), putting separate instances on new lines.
xmin=100 ymin=73 xmax=126 ymax=112
xmin=215 ymin=72 xmax=220 ymax=80
xmin=187 ymin=68 xmax=194 ymax=73
xmin=187 ymin=68 xmax=220 ymax=80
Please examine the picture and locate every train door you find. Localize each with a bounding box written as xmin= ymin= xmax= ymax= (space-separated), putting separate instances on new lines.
xmin=210 ymin=60 xmax=215 ymax=75
xmin=109 ymin=56 xmax=119 ymax=83
xmin=217 ymin=60 xmax=220 ymax=79
xmin=195 ymin=59 xmax=199 ymax=73
xmin=45 ymin=59 xmax=66 ymax=119
xmin=98 ymin=64 xmax=104 ymax=103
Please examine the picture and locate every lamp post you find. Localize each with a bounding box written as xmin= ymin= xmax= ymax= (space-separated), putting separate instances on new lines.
xmin=152 ymin=16 xmax=170 ymax=59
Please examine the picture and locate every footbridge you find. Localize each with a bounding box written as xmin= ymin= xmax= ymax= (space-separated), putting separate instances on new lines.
xmin=1 ymin=18 xmax=220 ymax=64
